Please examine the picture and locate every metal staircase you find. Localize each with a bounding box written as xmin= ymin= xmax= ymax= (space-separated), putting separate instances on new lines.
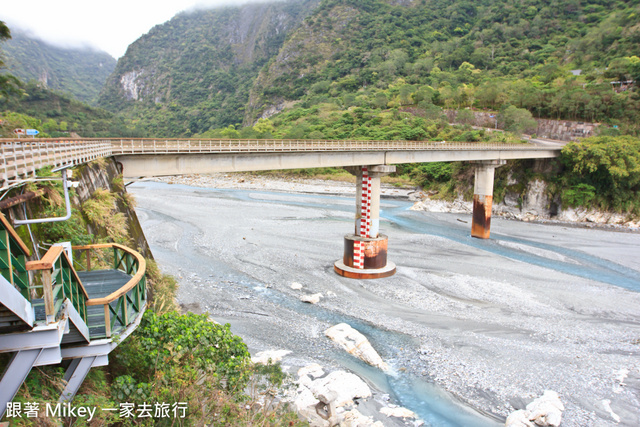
xmin=0 ymin=213 xmax=147 ymax=418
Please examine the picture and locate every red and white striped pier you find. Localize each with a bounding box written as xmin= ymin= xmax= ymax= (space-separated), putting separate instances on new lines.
xmin=334 ymin=165 xmax=396 ymax=279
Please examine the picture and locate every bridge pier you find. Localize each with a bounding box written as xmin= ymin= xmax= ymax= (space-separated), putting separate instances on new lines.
xmin=334 ymin=165 xmax=396 ymax=279
xmin=471 ymin=160 xmax=506 ymax=239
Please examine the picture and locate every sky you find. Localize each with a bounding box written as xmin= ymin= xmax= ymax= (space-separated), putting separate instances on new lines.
xmin=0 ymin=0 xmax=270 ymax=59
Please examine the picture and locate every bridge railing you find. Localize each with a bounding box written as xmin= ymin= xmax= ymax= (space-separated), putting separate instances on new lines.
xmin=109 ymin=138 xmax=552 ymax=154
xmin=0 ymin=140 xmax=113 ymax=185
xmin=1 ymin=138 xmax=560 ymax=189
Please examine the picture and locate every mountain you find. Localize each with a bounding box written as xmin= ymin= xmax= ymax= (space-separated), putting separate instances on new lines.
xmin=246 ymin=0 xmax=640 ymax=124
xmin=99 ymin=0 xmax=639 ymax=137
xmin=1 ymin=30 xmax=116 ymax=104
xmin=98 ymin=0 xmax=320 ymax=136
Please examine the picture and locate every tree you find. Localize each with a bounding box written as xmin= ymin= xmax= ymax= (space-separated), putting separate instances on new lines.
xmin=561 ymin=136 xmax=640 ymax=212
xmin=252 ymin=118 xmax=275 ymax=135
xmin=499 ymin=105 xmax=537 ymax=135
xmin=456 ymin=109 xmax=476 ymax=126
xmin=0 ymin=21 xmax=20 ymax=99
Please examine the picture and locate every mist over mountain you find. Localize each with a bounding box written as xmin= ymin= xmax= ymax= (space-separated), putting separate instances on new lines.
xmin=1 ymin=29 xmax=116 ymax=104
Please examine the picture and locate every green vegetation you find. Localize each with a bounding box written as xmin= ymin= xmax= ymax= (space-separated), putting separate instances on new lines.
xmin=1 ymin=30 xmax=116 ymax=104
xmin=0 ymin=21 xmax=20 ymax=102
xmin=560 ymin=135 xmax=640 ymax=213
xmin=98 ymin=0 xmax=320 ymax=136
xmin=89 ymin=0 xmax=640 ymax=138
xmin=0 ymin=81 xmax=148 ymax=138
xmin=249 ymin=0 xmax=640 ymax=131
xmin=3 ymin=161 xmax=306 ymax=426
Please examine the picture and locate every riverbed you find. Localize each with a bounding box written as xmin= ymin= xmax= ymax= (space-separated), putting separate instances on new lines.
xmin=129 ymin=176 xmax=640 ymax=427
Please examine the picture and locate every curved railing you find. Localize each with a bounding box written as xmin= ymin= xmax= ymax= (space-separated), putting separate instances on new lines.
xmin=27 ymin=246 xmax=89 ymax=324
xmin=73 ymin=243 xmax=146 ymax=338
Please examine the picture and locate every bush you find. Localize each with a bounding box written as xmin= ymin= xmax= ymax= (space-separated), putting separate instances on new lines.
xmin=561 ymin=135 xmax=640 ymax=212
xmin=561 ymin=183 xmax=596 ymax=207
xmin=114 ymin=311 xmax=251 ymax=393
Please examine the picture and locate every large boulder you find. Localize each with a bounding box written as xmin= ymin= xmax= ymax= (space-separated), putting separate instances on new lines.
xmin=310 ymin=371 xmax=372 ymax=407
xmin=505 ymin=391 xmax=564 ymax=427
xmin=251 ymin=349 xmax=291 ymax=365
xmin=301 ymin=293 xmax=323 ymax=304
xmin=380 ymin=406 xmax=417 ymax=419
xmin=325 ymin=323 xmax=389 ymax=371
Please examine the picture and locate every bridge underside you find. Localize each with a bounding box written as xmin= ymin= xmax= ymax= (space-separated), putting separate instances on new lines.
xmin=115 ymin=149 xmax=559 ymax=180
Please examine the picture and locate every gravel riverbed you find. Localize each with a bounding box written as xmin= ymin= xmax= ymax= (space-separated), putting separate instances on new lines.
xmin=130 ymin=173 xmax=640 ymax=426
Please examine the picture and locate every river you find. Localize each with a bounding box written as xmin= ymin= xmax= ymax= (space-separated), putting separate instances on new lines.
xmin=129 ymin=179 xmax=640 ymax=426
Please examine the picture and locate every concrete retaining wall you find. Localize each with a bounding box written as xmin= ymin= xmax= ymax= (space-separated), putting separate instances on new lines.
xmin=446 ymin=110 xmax=600 ymax=141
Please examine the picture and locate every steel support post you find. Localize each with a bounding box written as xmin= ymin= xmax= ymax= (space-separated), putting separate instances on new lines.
xmin=471 ymin=160 xmax=506 ymax=239
xmin=0 ymin=349 xmax=43 ymax=418
xmin=59 ymin=356 xmax=96 ymax=402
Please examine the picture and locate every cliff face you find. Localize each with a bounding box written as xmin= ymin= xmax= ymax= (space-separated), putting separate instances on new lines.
xmin=73 ymin=159 xmax=151 ymax=258
xmin=98 ymin=0 xmax=319 ymax=134
xmin=2 ymin=159 xmax=151 ymax=263
xmin=244 ymin=3 xmax=360 ymax=124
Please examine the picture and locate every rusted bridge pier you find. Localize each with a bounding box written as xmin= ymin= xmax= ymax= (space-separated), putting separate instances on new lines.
xmin=334 ymin=165 xmax=396 ymax=279
xmin=471 ymin=160 xmax=506 ymax=239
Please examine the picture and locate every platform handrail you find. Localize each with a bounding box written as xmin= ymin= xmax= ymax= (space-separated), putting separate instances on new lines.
xmin=0 ymin=213 xmax=31 ymax=299
xmin=72 ymin=243 xmax=146 ymax=338
xmin=26 ymin=246 xmax=89 ymax=325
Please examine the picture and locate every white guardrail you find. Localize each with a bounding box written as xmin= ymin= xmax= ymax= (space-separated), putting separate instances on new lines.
xmin=1 ymin=138 xmax=559 ymax=189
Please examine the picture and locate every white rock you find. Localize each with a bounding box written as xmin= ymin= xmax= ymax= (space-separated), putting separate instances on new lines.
xmin=251 ymin=349 xmax=291 ymax=365
xmin=505 ymin=410 xmax=535 ymax=427
xmin=298 ymin=363 xmax=325 ymax=379
xmin=298 ymin=375 xmax=313 ymax=387
xmin=325 ymin=323 xmax=389 ymax=371
xmin=301 ymin=293 xmax=323 ymax=304
xmin=506 ymin=391 xmax=564 ymax=427
xmin=293 ymin=386 xmax=318 ymax=412
xmin=291 ymin=282 xmax=303 ymax=290
xmin=380 ymin=406 xmax=417 ymax=419
xmin=310 ymin=371 xmax=372 ymax=407
xmin=340 ymin=409 xmax=381 ymax=427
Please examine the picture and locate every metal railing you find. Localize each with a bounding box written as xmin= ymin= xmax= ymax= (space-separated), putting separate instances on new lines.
xmin=0 ymin=213 xmax=30 ymax=297
xmin=109 ymin=138 xmax=552 ymax=154
xmin=26 ymin=246 xmax=89 ymax=325
xmin=0 ymin=140 xmax=113 ymax=185
xmin=73 ymin=243 xmax=146 ymax=339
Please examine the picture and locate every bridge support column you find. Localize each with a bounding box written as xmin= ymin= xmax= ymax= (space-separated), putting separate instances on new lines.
xmin=471 ymin=160 xmax=506 ymax=239
xmin=334 ymin=165 xmax=396 ymax=279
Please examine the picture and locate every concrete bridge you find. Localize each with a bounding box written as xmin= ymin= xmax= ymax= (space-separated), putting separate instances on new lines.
xmin=0 ymin=138 xmax=561 ymax=278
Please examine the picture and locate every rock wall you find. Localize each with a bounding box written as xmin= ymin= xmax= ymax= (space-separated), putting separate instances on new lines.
xmin=410 ymin=167 xmax=640 ymax=229
xmin=1 ymin=158 xmax=152 ymax=262
xmin=446 ymin=110 xmax=600 ymax=141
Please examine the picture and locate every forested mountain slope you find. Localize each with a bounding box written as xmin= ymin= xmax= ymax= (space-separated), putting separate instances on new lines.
xmin=1 ymin=30 xmax=116 ymax=104
xmin=97 ymin=0 xmax=639 ymax=137
xmin=97 ymin=0 xmax=320 ymax=136
xmin=247 ymin=0 xmax=640 ymax=125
